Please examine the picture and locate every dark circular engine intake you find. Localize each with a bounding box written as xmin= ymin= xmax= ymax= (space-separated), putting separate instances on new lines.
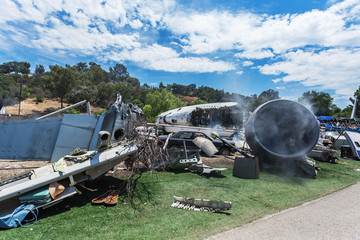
xmin=245 ymin=99 xmax=319 ymax=161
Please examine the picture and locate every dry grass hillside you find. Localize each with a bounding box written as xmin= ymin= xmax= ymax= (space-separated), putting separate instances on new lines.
xmin=3 ymin=98 xmax=105 ymax=117
xmin=178 ymin=95 xmax=198 ymax=105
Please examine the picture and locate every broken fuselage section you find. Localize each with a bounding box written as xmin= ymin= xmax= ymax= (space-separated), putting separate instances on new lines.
xmin=0 ymin=95 xmax=141 ymax=212
xmin=0 ymin=94 xmax=142 ymax=162
xmin=156 ymin=102 xmax=243 ymax=137
xmin=157 ymin=102 xmax=243 ymax=127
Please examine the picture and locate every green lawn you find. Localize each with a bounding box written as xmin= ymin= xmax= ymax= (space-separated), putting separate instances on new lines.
xmin=2 ymin=158 xmax=360 ymax=240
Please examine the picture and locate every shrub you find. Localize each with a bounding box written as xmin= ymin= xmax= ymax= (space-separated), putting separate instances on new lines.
xmin=68 ymin=108 xmax=80 ymax=114
xmin=94 ymin=110 xmax=107 ymax=115
xmin=34 ymin=96 xmax=44 ymax=103
xmin=45 ymin=107 xmax=57 ymax=113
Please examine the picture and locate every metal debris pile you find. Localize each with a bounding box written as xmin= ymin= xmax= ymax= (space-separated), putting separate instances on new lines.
xmin=171 ymin=196 xmax=232 ymax=212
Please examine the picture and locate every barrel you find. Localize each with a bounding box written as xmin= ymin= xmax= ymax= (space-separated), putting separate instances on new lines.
xmin=245 ymin=99 xmax=319 ymax=161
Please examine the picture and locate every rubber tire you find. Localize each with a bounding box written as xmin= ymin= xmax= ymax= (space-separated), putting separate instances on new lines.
xmin=219 ymin=147 xmax=231 ymax=156
xmin=168 ymin=145 xmax=182 ymax=161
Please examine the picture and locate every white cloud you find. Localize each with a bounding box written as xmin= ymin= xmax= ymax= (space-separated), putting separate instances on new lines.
xmin=276 ymin=86 xmax=285 ymax=90
xmin=272 ymin=78 xmax=282 ymax=83
xmin=235 ymin=49 xmax=275 ymax=59
xmin=164 ymin=0 xmax=360 ymax=58
xmin=242 ymin=61 xmax=254 ymax=66
xmin=0 ymin=0 xmax=359 ymax=103
xmin=260 ymin=48 xmax=360 ymax=97
xmin=107 ymin=44 xmax=235 ymax=72
xmin=0 ymin=0 xmax=176 ymax=62
xmin=235 ymin=71 xmax=244 ymax=75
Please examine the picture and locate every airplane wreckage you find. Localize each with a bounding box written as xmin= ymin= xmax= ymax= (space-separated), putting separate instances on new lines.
xmin=155 ymin=102 xmax=243 ymax=137
xmin=0 ymin=96 xmax=325 ymax=228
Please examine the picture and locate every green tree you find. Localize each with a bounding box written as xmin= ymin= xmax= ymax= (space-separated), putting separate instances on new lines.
xmin=34 ymin=65 xmax=45 ymax=75
xmin=336 ymin=105 xmax=353 ymax=117
xmin=331 ymin=104 xmax=342 ymax=116
xmin=109 ymin=63 xmax=129 ymax=82
xmin=126 ymin=77 xmax=140 ymax=87
xmin=143 ymin=89 xmax=185 ymax=122
xmin=298 ymin=91 xmax=334 ymax=116
xmin=46 ymin=65 xmax=80 ymax=108
xmin=0 ymin=74 xmax=17 ymax=98
xmin=132 ymin=99 xmax=144 ymax=108
xmin=88 ymin=62 xmax=108 ymax=85
xmin=74 ymin=62 xmax=88 ymax=72
xmin=96 ymin=82 xmax=117 ymax=107
xmin=191 ymin=99 xmax=208 ymax=105
xmin=0 ymin=61 xmax=30 ymax=74
xmin=194 ymin=86 xmax=224 ymax=102
xmin=256 ymin=89 xmax=279 ymax=106
xmin=114 ymin=82 xmax=136 ymax=103
xmin=66 ymin=85 xmax=98 ymax=104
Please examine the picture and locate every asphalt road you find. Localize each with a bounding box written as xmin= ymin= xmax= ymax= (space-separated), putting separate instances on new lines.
xmin=207 ymin=181 xmax=360 ymax=240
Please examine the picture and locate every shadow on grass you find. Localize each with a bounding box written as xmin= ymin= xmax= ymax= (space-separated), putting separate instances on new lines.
xmin=37 ymin=175 xmax=154 ymax=220
xmin=165 ymin=169 xmax=188 ymax=174
xmin=166 ymin=168 xmax=227 ymax=179
xmin=199 ymin=171 xmax=227 ymax=179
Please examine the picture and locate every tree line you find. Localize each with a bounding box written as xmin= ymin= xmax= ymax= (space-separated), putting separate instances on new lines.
xmin=0 ymin=61 xmax=359 ymax=121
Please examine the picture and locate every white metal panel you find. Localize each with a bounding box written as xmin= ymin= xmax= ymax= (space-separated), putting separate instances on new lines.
xmin=50 ymin=115 xmax=97 ymax=162
xmin=345 ymin=131 xmax=360 ymax=159
xmin=0 ymin=118 xmax=62 ymax=161
xmin=0 ymin=143 xmax=138 ymax=201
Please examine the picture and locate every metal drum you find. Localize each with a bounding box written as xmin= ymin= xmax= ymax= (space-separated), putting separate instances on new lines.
xmin=245 ymin=99 xmax=319 ymax=161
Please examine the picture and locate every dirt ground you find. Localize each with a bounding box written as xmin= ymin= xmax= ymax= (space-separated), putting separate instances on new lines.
xmin=3 ymin=97 xmax=105 ymax=118
xmin=202 ymin=154 xmax=238 ymax=167
xmin=0 ymin=160 xmax=49 ymax=181
xmin=0 ymin=154 xmax=242 ymax=181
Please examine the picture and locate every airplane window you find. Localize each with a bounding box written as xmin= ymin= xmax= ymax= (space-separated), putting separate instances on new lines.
xmin=355 ymin=142 xmax=360 ymax=147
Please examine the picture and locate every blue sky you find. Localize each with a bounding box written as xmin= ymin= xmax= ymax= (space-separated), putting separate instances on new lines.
xmin=0 ymin=0 xmax=359 ymax=109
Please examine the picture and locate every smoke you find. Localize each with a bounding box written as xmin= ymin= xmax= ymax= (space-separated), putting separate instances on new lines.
xmin=298 ymin=97 xmax=318 ymax=116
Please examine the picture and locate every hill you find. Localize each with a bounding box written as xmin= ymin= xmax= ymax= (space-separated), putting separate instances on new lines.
xmin=3 ymin=98 xmax=105 ymax=118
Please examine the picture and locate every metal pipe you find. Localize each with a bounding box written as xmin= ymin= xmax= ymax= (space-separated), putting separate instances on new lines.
xmin=87 ymin=101 xmax=91 ymax=115
xmin=350 ymin=96 xmax=358 ymax=119
xmin=36 ymin=100 xmax=88 ymax=120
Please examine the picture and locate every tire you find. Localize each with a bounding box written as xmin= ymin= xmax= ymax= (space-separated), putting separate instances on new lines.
xmin=168 ymin=145 xmax=182 ymax=162
xmin=219 ymin=147 xmax=231 ymax=156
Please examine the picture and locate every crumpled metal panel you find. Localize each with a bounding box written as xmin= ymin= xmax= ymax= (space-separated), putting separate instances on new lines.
xmin=0 ymin=118 xmax=62 ymax=161
xmin=50 ymin=114 xmax=97 ymax=162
